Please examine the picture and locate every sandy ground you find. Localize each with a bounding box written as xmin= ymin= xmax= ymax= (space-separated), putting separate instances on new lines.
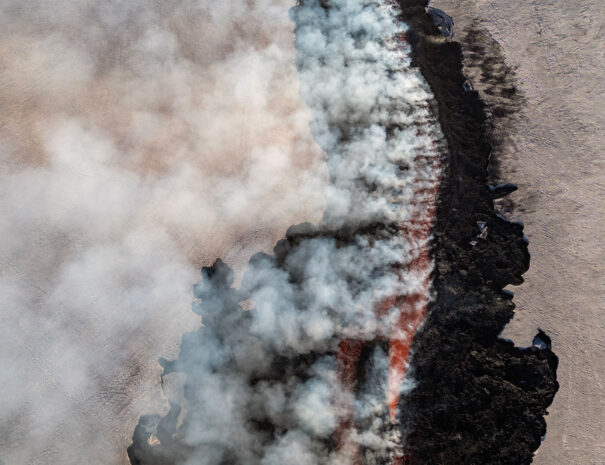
xmin=431 ymin=0 xmax=605 ymax=463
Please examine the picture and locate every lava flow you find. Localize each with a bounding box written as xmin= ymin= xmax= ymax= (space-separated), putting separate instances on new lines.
xmin=387 ymin=176 xmax=440 ymax=420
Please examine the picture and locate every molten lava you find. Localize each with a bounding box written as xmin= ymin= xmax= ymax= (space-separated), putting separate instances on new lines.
xmin=387 ymin=194 xmax=438 ymax=420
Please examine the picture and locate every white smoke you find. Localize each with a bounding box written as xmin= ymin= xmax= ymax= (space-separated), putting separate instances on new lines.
xmin=0 ymin=1 xmax=326 ymax=464
xmin=128 ymin=1 xmax=445 ymax=464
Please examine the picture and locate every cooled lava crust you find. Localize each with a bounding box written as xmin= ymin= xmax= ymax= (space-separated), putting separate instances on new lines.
xmin=395 ymin=1 xmax=559 ymax=464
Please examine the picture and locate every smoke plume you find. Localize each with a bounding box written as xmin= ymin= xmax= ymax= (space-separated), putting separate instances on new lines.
xmin=0 ymin=1 xmax=326 ymax=464
xmin=128 ymin=1 xmax=445 ymax=464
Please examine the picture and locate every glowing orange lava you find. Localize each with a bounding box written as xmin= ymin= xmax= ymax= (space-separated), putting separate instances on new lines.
xmin=387 ymin=202 xmax=436 ymax=420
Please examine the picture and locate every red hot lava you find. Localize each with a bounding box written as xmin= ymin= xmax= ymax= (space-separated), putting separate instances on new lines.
xmin=335 ymin=153 xmax=440 ymax=464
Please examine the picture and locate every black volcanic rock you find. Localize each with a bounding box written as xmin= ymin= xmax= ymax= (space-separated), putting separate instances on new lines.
xmin=395 ymin=2 xmax=558 ymax=464
xmin=489 ymin=183 xmax=519 ymax=199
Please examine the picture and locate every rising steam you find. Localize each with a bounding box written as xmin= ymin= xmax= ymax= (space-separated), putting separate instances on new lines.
xmin=128 ymin=1 xmax=444 ymax=464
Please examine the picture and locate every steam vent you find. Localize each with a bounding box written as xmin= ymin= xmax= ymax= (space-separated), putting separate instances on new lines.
xmin=128 ymin=1 xmax=558 ymax=464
